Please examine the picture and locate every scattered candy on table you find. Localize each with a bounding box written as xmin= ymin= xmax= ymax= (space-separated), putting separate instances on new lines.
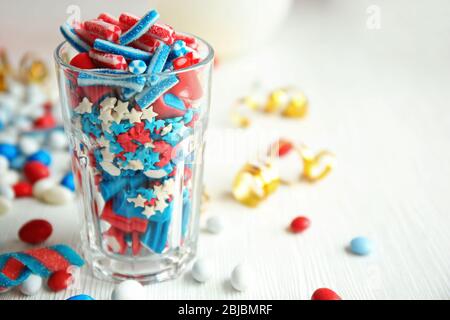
xmin=349 ymin=236 xmax=372 ymax=256
xmin=191 ymin=258 xmax=211 ymax=283
xmin=18 ymin=219 xmax=53 ymax=244
xmin=205 ymin=216 xmax=224 ymax=234
xmin=0 ymin=244 xmax=84 ymax=291
xmin=311 ymin=288 xmax=342 ymax=300
xmin=47 ymin=270 xmax=73 ymax=292
xmin=18 ymin=274 xmax=43 ymax=296
xmin=230 ymin=263 xmax=249 ymax=292
xmin=111 ymin=280 xmax=145 ymax=300
xmin=290 ymin=216 xmax=310 ymax=233
xmin=67 ymin=294 xmax=95 ymax=300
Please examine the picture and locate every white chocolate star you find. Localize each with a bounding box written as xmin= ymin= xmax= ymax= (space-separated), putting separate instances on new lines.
xmin=141 ymin=106 xmax=158 ymax=121
xmin=99 ymin=108 xmax=114 ymax=123
xmin=160 ymin=123 xmax=173 ymax=136
xmin=98 ymin=135 xmax=110 ymax=148
xmin=127 ymin=108 xmax=143 ymax=123
xmin=142 ymin=205 xmax=155 ymax=218
xmin=100 ymin=97 xmax=117 ymax=111
xmin=74 ymin=97 xmax=92 ymax=114
xmin=127 ymin=194 xmax=146 ymax=208
xmin=155 ymin=199 xmax=169 ymax=212
xmin=101 ymin=121 xmax=112 ymax=133
xmin=163 ymin=178 xmax=176 ymax=194
xmin=113 ymin=100 xmax=129 ymax=123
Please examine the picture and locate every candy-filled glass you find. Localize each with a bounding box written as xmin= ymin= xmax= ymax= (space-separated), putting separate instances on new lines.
xmin=54 ymin=37 xmax=213 ymax=283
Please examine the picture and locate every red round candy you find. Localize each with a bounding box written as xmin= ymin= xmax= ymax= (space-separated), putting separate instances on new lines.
xmin=47 ymin=270 xmax=73 ymax=292
xmin=290 ymin=216 xmax=311 ymax=233
xmin=70 ymin=52 xmax=96 ymax=69
xmin=24 ymin=161 xmax=50 ymax=183
xmin=311 ymin=288 xmax=342 ymax=300
xmin=34 ymin=112 xmax=56 ymax=130
xmin=18 ymin=219 xmax=53 ymax=244
xmin=13 ymin=181 xmax=33 ymax=198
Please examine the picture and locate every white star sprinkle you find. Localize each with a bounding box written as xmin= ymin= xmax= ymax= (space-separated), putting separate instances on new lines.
xmin=127 ymin=194 xmax=147 ymax=208
xmin=155 ymin=199 xmax=169 ymax=212
xmin=97 ymin=135 xmax=110 ymax=148
xmin=141 ymin=106 xmax=158 ymax=121
xmin=127 ymin=108 xmax=143 ymax=123
xmin=99 ymin=108 xmax=114 ymax=123
xmin=160 ymin=123 xmax=173 ymax=136
xmin=113 ymin=100 xmax=130 ymax=123
xmin=100 ymin=97 xmax=117 ymax=111
xmin=142 ymin=205 xmax=156 ymax=218
xmin=74 ymin=97 xmax=93 ymax=114
xmin=101 ymin=148 xmax=115 ymax=162
xmin=163 ymin=178 xmax=176 ymax=194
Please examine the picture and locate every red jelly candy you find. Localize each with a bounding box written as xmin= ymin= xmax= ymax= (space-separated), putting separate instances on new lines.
xmin=70 ymin=52 xmax=96 ymax=69
xmin=24 ymin=161 xmax=50 ymax=183
xmin=18 ymin=219 xmax=53 ymax=245
xmin=47 ymin=270 xmax=73 ymax=292
xmin=34 ymin=112 xmax=56 ymax=130
xmin=13 ymin=181 xmax=33 ymax=198
xmin=311 ymin=288 xmax=342 ymax=300
xmin=290 ymin=216 xmax=310 ymax=233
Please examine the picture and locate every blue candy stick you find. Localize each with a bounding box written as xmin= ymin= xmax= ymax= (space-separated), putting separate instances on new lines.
xmin=147 ymin=42 xmax=171 ymax=85
xmin=135 ymin=74 xmax=179 ymax=109
xmin=60 ymin=23 xmax=90 ymax=53
xmin=94 ymin=39 xmax=152 ymax=62
xmin=119 ymin=9 xmax=160 ymax=45
xmin=78 ymin=72 xmax=146 ymax=92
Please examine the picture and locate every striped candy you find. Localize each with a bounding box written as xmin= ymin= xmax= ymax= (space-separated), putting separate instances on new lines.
xmin=89 ymin=49 xmax=128 ymax=70
xmin=119 ymin=12 xmax=174 ymax=45
xmin=128 ymin=60 xmax=147 ymax=74
xmin=119 ymin=10 xmax=160 ymax=45
xmin=97 ymin=13 xmax=121 ymax=27
xmin=0 ymin=244 xmax=84 ymax=289
xmin=146 ymin=42 xmax=171 ymax=85
xmin=84 ymin=19 xmax=122 ymax=43
xmin=78 ymin=72 xmax=146 ymax=92
xmin=135 ymin=75 xmax=179 ymax=109
xmin=60 ymin=23 xmax=91 ymax=53
xmin=94 ymin=39 xmax=152 ymax=62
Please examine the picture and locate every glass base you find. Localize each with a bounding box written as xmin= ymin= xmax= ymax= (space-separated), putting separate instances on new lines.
xmin=86 ymin=245 xmax=196 ymax=284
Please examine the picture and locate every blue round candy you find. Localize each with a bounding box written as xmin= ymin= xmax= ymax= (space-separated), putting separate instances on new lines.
xmin=67 ymin=294 xmax=95 ymax=300
xmin=27 ymin=150 xmax=52 ymax=166
xmin=10 ymin=156 xmax=26 ymax=170
xmin=0 ymin=143 xmax=19 ymax=161
xmin=61 ymin=172 xmax=75 ymax=191
xmin=350 ymin=236 xmax=372 ymax=256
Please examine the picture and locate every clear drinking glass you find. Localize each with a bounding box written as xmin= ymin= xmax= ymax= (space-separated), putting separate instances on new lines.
xmin=54 ymin=35 xmax=213 ymax=283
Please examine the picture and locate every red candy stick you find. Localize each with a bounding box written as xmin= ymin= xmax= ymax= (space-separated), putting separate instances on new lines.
xmin=74 ymin=23 xmax=97 ymax=46
xmin=83 ymin=19 xmax=121 ymax=43
xmin=88 ymin=49 xmax=128 ymax=70
xmin=131 ymin=37 xmax=160 ymax=53
xmin=19 ymin=219 xmax=53 ymax=245
xmin=119 ymin=13 xmax=174 ymax=44
xmin=97 ymin=13 xmax=121 ymax=28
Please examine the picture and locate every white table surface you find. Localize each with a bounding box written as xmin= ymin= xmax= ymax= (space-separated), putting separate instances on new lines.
xmin=1 ymin=0 xmax=450 ymax=300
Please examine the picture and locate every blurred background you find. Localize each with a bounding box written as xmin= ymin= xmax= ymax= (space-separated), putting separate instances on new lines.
xmin=0 ymin=0 xmax=449 ymax=299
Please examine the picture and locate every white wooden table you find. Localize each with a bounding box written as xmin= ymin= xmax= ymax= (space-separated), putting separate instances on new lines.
xmin=1 ymin=0 xmax=449 ymax=300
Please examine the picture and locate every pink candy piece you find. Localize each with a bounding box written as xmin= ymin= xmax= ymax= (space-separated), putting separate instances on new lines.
xmin=88 ymin=49 xmax=128 ymax=70
xmin=83 ymin=19 xmax=122 ymax=43
xmin=119 ymin=13 xmax=174 ymax=44
xmin=97 ymin=13 xmax=121 ymax=28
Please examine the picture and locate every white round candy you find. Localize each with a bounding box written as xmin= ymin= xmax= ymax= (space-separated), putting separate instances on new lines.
xmin=230 ymin=264 xmax=250 ymax=292
xmin=191 ymin=259 xmax=211 ymax=283
xmin=0 ymin=196 xmax=12 ymax=215
xmin=0 ymin=184 xmax=15 ymax=200
xmin=41 ymin=185 xmax=74 ymax=205
xmin=32 ymin=178 xmax=57 ymax=199
xmin=19 ymin=136 xmax=40 ymax=156
xmin=48 ymin=131 xmax=68 ymax=150
xmin=19 ymin=274 xmax=42 ymax=296
xmin=0 ymin=170 xmax=19 ymax=186
xmin=206 ymin=216 xmax=224 ymax=234
xmin=111 ymin=280 xmax=145 ymax=300
xmin=0 ymin=155 xmax=9 ymax=173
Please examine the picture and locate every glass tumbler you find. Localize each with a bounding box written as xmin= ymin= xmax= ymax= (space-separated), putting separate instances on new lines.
xmin=54 ymin=36 xmax=213 ymax=283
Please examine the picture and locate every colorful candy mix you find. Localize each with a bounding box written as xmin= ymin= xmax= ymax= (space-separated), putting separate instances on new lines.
xmin=0 ymin=244 xmax=84 ymax=290
xmin=57 ymin=8 xmax=211 ymax=260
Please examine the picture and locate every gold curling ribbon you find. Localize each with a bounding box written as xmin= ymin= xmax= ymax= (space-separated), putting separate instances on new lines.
xmin=230 ymin=97 xmax=260 ymax=128
xmin=0 ymin=49 xmax=10 ymax=92
xmin=282 ymin=91 xmax=308 ymax=118
xmin=299 ymin=146 xmax=335 ymax=182
xmin=232 ymin=161 xmax=280 ymax=207
xmin=18 ymin=52 xmax=48 ymax=84
xmin=264 ymin=89 xmax=290 ymax=113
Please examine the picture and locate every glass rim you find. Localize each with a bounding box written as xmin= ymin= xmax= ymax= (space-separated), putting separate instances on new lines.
xmin=54 ymin=32 xmax=214 ymax=78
